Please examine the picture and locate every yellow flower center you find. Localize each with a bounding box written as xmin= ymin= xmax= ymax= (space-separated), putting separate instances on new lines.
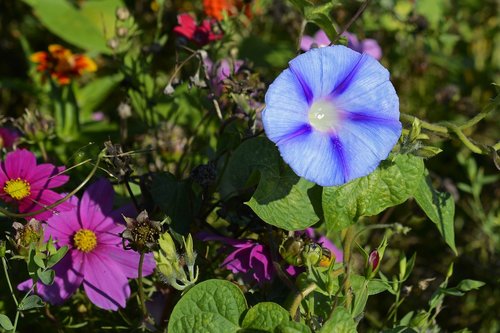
xmin=4 ymin=178 xmax=31 ymax=200
xmin=73 ymin=229 xmax=97 ymax=253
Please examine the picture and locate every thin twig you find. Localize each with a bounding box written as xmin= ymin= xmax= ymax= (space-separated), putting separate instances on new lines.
xmin=330 ymin=0 xmax=372 ymax=45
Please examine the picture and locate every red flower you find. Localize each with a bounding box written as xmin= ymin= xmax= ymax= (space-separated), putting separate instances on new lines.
xmin=173 ymin=13 xmax=223 ymax=46
xmin=30 ymin=44 xmax=97 ymax=85
xmin=203 ymin=0 xmax=257 ymax=21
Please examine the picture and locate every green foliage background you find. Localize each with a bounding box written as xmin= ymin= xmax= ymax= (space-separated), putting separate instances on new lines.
xmin=0 ymin=0 xmax=498 ymax=332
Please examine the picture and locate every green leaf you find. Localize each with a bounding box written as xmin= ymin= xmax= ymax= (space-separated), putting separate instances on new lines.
xmin=33 ymin=252 xmax=46 ymax=269
xmin=220 ymin=137 xmax=321 ymax=230
xmin=304 ymin=2 xmax=338 ymax=42
xmin=151 ymin=172 xmax=200 ymax=234
xmin=0 ymin=314 xmax=14 ymax=331
xmin=248 ymin=168 xmax=322 ymax=230
xmin=351 ymin=275 xmax=391 ymax=295
xmin=381 ymin=327 xmax=418 ymax=333
xmin=319 ymin=306 xmax=356 ymax=333
xmin=37 ymin=268 xmax=55 ymax=286
xmin=168 ymin=279 xmax=247 ymax=333
xmin=78 ymin=74 xmax=124 ymax=121
xmin=323 ymin=154 xmax=425 ymax=231
xmin=241 ymin=302 xmax=290 ymax=331
xmin=219 ymin=137 xmax=281 ymax=199
xmin=351 ymin=280 xmax=369 ymax=318
xmin=275 ymin=321 xmax=312 ymax=333
xmin=19 ymin=295 xmax=44 ymax=311
xmin=413 ymin=171 xmax=456 ymax=254
xmin=47 ymin=246 xmax=68 ymax=268
xmin=456 ymin=279 xmax=485 ymax=292
xmin=24 ymin=0 xmax=125 ymax=54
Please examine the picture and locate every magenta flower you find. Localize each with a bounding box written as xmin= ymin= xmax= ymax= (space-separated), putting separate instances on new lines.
xmin=173 ymin=13 xmax=223 ymax=46
xmin=18 ymin=179 xmax=156 ymax=310
xmin=0 ymin=149 xmax=72 ymax=220
xmin=300 ymin=30 xmax=382 ymax=60
xmin=0 ymin=127 xmax=20 ymax=149
xmin=204 ymin=57 xmax=244 ymax=95
xmin=300 ymin=30 xmax=331 ymax=51
xmin=343 ymin=32 xmax=382 ymax=60
xmin=199 ymin=233 xmax=275 ymax=283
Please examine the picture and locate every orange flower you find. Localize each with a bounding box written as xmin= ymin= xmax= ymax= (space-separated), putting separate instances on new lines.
xmin=30 ymin=44 xmax=97 ymax=85
xmin=203 ymin=0 xmax=258 ymax=21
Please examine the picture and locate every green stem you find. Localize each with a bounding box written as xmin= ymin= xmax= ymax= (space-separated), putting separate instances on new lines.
xmin=330 ymin=0 xmax=372 ymax=45
xmin=138 ymin=252 xmax=147 ymax=318
xmin=400 ymin=113 xmax=449 ymax=134
xmin=2 ymin=257 xmax=19 ymax=307
xmin=447 ymin=123 xmax=483 ymax=154
xmin=289 ymin=283 xmax=317 ymax=320
xmin=342 ymin=226 xmax=355 ymax=311
xmin=296 ymin=19 xmax=307 ymax=53
xmin=13 ymin=311 xmax=20 ymax=333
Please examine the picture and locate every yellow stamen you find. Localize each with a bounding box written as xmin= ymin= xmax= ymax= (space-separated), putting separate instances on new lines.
xmin=4 ymin=178 xmax=31 ymax=200
xmin=73 ymin=229 xmax=97 ymax=253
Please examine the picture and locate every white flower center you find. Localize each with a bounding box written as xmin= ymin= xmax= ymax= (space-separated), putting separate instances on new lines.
xmin=308 ymin=100 xmax=340 ymax=132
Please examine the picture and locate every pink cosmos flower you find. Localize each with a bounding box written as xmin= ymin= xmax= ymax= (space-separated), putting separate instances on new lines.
xmin=0 ymin=127 xmax=20 ymax=149
xmin=0 ymin=149 xmax=72 ymax=220
xmin=18 ymin=179 xmax=156 ymax=310
xmin=300 ymin=30 xmax=382 ymax=60
xmin=173 ymin=13 xmax=223 ymax=46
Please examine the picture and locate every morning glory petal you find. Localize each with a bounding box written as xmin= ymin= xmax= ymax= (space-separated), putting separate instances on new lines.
xmin=263 ymin=69 xmax=309 ymax=143
xmin=278 ymin=130 xmax=346 ymax=186
xmin=337 ymin=117 xmax=402 ymax=180
xmin=263 ymin=45 xmax=402 ymax=186
xmin=288 ymin=46 xmax=364 ymax=102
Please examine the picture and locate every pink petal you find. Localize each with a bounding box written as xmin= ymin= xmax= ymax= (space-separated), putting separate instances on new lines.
xmin=300 ymin=35 xmax=314 ymax=51
xmin=82 ymin=252 xmax=130 ymax=310
xmin=29 ymin=164 xmax=69 ymax=190
xmin=222 ymin=247 xmax=251 ymax=273
xmin=79 ymin=178 xmax=114 ymax=229
xmin=18 ymin=189 xmax=74 ymax=221
xmin=314 ymin=30 xmax=331 ymax=47
xmin=4 ymin=149 xmax=36 ymax=180
xmin=45 ymin=209 xmax=80 ymax=246
xmin=109 ymin=203 xmax=137 ymax=224
xmin=18 ymin=250 xmax=84 ymax=304
xmin=96 ymin=245 xmax=155 ymax=278
xmin=361 ymin=39 xmax=382 ymax=60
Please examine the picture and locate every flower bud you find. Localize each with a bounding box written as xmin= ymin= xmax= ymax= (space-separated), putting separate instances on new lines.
xmin=104 ymin=140 xmax=133 ymax=181
xmin=13 ymin=219 xmax=44 ymax=257
xmin=368 ymin=250 xmax=380 ymax=271
xmin=17 ymin=109 xmax=55 ymax=143
xmin=158 ymin=231 xmax=177 ymax=261
xmin=121 ymin=210 xmax=161 ymax=253
xmin=183 ymin=234 xmax=196 ymax=267
xmin=279 ymin=236 xmax=304 ymax=266
xmin=301 ymin=242 xmax=323 ymax=267
xmin=115 ymin=7 xmax=130 ymax=21
xmin=366 ymin=250 xmax=381 ymax=279
xmin=155 ymin=231 xmax=198 ymax=291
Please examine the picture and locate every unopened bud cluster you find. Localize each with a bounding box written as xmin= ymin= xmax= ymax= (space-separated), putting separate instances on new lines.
xmin=154 ymin=232 xmax=198 ymax=291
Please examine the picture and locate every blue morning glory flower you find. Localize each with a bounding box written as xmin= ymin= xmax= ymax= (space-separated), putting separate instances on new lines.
xmin=262 ymin=45 xmax=402 ymax=186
